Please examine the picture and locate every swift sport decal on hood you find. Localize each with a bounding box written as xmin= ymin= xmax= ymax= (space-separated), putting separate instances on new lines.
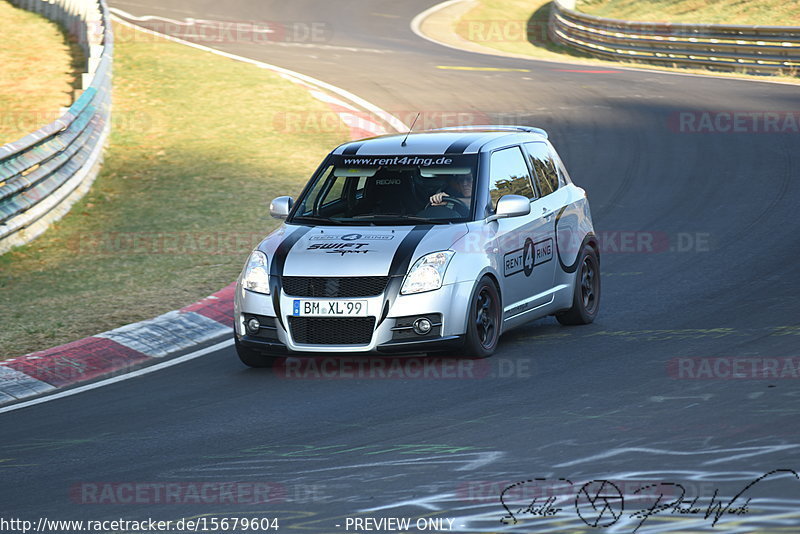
xmin=270 ymin=225 xmax=468 ymax=278
xmin=282 ymin=228 xmax=424 ymax=277
xmin=305 ymin=232 xmax=394 ymax=255
xmin=307 ymin=242 xmax=372 ymax=254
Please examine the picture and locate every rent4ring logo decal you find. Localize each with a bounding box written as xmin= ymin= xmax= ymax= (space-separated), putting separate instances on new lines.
xmin=309 ymin=233 xmax=394 ymax=241
xmin=504 ymin=238 xmax=553 ymax=277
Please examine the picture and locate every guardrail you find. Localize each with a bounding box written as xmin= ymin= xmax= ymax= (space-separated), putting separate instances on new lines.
xmin=0 ymin=0 xmax=112 ymax=255
xmin=549 ymin=0 xmax=800 ymax=75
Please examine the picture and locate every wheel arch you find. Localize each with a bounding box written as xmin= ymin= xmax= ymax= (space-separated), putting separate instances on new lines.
xmin=585 ymin=232 xmax=600 ymax=265
xmin=474 ymin=267 xmax=503 ymax=304
xmin=470 ymin=268 xmax=504 ymax=335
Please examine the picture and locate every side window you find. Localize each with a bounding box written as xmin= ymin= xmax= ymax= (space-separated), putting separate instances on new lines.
xmin=524 ymin=142 xmax=559 ymax=196
xmin=549 ymin=145 xmax=571 ymax=187
xmin=323 ymin=176 xmax=346 ymax=203
xmin=301 ymin=166 xmax=333 ymax=214
xmin=302 ymin=169 xmax=357 ymax=215
xmin=356 ymin=176 xmax=368 ymax=197
xmin=488 ymin=146 xmax=535 ymax=209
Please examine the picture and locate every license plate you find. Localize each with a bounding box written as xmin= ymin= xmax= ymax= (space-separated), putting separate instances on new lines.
xmin=292 ymin=299 xmax=368 ymax=317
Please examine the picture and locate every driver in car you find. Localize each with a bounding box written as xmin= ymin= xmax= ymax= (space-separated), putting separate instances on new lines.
xmin=429 ymin=173 xmax=473 ymax=207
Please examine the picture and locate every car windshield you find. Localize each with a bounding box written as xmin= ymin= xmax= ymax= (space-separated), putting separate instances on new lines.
xmin=289 ymin=154 xmax=479 ymax=225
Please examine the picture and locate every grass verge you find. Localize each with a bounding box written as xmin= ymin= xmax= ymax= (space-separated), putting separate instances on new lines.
xmin=448 ymin=0 xmax=799 ymax=83
xmin=0 ymin=21 xmax=351 ymax=359
xmin=0 ymin=0 xmax=83 ymax=144
xmin=577 ymin=0 xmax=800 ymax=26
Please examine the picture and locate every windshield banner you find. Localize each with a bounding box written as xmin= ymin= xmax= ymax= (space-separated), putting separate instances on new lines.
xmin=334 ymin=154 xmax=477 ymax=167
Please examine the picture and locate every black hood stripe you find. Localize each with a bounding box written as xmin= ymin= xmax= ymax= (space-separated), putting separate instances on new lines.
xmin=270 ymin=226 xmax=312 ymax=328
xmin=444 ymin=136 xmax=475 ymax=154
xmin=342 ymin=142 xmax=364 ymax=155
xmin=379 ymin=225 xmax=434 ymax=327
xmin=388 ymin=225 xmax=434 ymax=277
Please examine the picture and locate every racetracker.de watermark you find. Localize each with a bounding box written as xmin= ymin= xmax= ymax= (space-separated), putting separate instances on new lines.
xmin=66 ymin=230 xmax=711 ymax=257
xmin=274 ymin=356 xmax=532 ymax=379
xmin=272 ymin=110 xmax=491 ymax=133
xmin=110 ymin=19 xmax=333 ymax=44
xmin=669 ymin=111 xmax=800 ymax=134
xmin=455 ymin=20 xmax=549 ymax=44
xmin=0 ymin=109 xmax=153 ymax=135
xmin=68 ymin=232 xmax=264 ymax=256
xmin=452 ymin=230 xmax=710 ymax=256
xmin=668 ymin=357 xmax=800 ymax=379
xmin=69 ymin=482 xmax=327 ymax=504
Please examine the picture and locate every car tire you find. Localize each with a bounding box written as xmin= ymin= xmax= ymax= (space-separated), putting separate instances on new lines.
xmin=234 ymin=334 xmax=281 ymax=368
xmin=556 ymin=244 xmax=601 ymax=325
xmin=463 ymin=277 xmax=501 ymax=358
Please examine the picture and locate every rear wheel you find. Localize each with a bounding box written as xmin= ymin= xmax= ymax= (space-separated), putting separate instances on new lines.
xmin=463 ymin=277 xmax=501 ymax=358
xmin=556 ymin=244 xmax=601 ymax=325
xmin=234 ymin=334 xmax=281 ymax=368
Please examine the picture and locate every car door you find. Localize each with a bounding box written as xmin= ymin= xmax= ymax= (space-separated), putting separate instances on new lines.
xmin=487 ymin=145 xmax=556 ymax=320
xmin=524 ymin=140 xmax=564 ymax=280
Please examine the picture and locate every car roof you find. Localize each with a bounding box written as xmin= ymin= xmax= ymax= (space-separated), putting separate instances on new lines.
xmin=331 ymin=125 xmax=549 ymax=156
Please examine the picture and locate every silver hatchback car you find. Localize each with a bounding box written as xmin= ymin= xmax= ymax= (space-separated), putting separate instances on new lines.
xmin=234 ymin=126 xmax=600 ymax=366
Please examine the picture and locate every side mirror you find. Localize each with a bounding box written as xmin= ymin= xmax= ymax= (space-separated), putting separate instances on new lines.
xmin=270 ymin=196 xmax=293 ymax=220
xmin=486 ymin=195 xmax=531 ymax=222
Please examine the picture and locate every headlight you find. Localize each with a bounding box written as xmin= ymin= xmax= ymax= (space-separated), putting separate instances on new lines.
xmin=401 ymin=251 xmax=454 ymax=295
xmin=242 ymin=250 xmax=270 ymax=294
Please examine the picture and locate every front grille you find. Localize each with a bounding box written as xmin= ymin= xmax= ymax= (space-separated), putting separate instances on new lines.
xmin=282 ymin=276 xmax=389 ymax=298
xmin=289 ymin=316 xmax=376 ymax=345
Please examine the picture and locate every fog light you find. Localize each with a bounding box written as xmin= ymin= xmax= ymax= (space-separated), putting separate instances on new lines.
xmin=413 ymin=317 xmax=432 ymax=335
xmin=246 ymin=317 xmax=261 ymax=335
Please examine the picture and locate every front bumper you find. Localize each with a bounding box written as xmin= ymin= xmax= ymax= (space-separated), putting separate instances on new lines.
xmin=234 ymin=278 xmax=474 ymax=354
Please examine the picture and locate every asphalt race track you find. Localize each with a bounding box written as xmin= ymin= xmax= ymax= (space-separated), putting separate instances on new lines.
xmin=3 ymin=1 xmax=800 ymax=532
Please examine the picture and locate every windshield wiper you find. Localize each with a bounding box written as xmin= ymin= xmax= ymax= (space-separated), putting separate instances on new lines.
xmin=291 ymin=216 xmax=346 ymax=225
xmin=352 ymin=214 xmax=446 ymax=223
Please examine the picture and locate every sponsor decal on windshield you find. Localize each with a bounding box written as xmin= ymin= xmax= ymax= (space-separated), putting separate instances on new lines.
xmin=333 ymin=154 xmax=476 ymax=168
xmin=342 ymin=156 xmax=453 ymax=166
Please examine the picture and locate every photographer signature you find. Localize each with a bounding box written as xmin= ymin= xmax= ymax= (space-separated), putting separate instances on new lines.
xmin=500 ymin=468 xmax=798 ymax=531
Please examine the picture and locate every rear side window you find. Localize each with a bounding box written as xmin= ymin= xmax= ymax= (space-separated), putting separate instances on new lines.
xmin=488 ymin=146 xmax=535 ymax=208
xmin=524 ymin=142 xmax=559 ymax=196
xmin=549 ymin=145 xmax=571 ymax=187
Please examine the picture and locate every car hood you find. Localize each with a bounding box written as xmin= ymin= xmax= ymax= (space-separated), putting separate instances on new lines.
xmin=261 ymin=224 xmax=468 ymax=278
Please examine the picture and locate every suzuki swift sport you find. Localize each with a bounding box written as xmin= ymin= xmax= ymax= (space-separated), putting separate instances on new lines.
xmin=234 ymin=126 xmax=600 ymax=366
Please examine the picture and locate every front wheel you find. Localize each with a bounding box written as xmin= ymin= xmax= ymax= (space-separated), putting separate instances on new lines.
xmin=556 ymin=244 xmax=601 ymax=325
xmin=463 ymin=277 xmax=501 ymax=358
xmin=234 ymin=335 xmax=281 ymax=368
